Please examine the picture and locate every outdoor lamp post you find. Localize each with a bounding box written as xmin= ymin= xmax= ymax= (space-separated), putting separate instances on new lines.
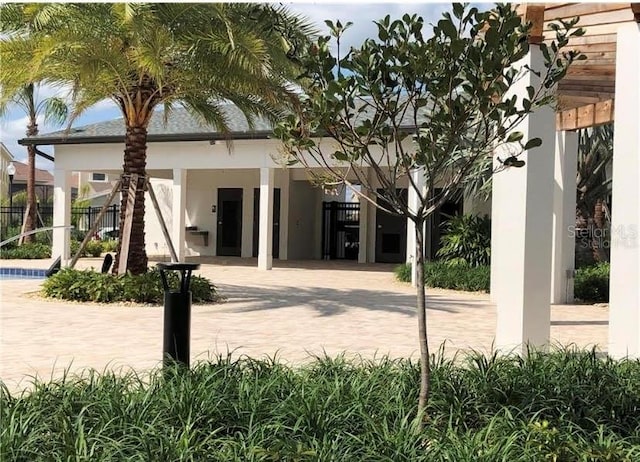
xmin=6 ymin=162 xmax=16 ymax=210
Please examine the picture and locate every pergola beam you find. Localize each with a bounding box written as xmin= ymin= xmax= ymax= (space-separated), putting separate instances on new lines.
xmin=555 ymin=99 xmax=614 ymax=131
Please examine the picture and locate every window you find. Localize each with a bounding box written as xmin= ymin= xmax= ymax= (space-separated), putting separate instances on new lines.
xmin=91 ymin=172 xmax=107 ymax=182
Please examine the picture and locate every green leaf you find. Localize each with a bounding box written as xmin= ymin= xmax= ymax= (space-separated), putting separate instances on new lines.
xmin=507 ymin=131 xmax=523 ymax=143
xmin=524 ymin=138 xmax=542 ymax=150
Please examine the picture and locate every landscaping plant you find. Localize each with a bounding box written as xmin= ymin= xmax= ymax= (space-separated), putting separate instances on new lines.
xmin=1 ymin=349 xmax=638 ymax=460
xmin=276 ymin=4 xmax=583 ymax=419
xmin=436 ymin=213 xmax=491 ymax=267
xmin=42 ymin=268 xmax=219 ymax=304
xmin=395 ymin=262 xmax=490 ymax=292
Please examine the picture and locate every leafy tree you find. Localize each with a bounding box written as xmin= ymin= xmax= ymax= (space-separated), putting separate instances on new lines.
xmin=276 ymin=4 xmax=582 ymax=422
xmin=576 ymin=124 xmax=613 ymax=264
xmin=1 ymin=3 xmax=314 ymax=273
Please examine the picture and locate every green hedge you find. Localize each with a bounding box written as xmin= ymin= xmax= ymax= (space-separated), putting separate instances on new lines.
xmin=575 ymin=262 xmax=610 ymax=302
xmin=395 ymin=262 xmax=490 ymax=292
xmin=42 ymin=268 xmax=220 ymax=304
xmin=2 ymin=350 xmax=638 ymax=460
xmin=0 ymin=242 xmax=52 ymax=259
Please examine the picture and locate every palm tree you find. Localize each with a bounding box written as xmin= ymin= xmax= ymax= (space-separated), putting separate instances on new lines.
xmin=1 ymin=3 xmax=314 ymax=273
xmin=576 ymin=124 xmax=613 ymax=263
xmin=0 ymin=84 xmax=67 ymax=243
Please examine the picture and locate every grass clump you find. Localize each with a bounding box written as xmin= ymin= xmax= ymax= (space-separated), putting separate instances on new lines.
xmin=1 ymin=349 xmax=638 ymax=460
xmin=575 ymin=262 xmax=610 ymax=302
xmin=42 ymin=268 xmax=219 ymax=304
xmin=395 ymin=261 xmax=490 ymax=292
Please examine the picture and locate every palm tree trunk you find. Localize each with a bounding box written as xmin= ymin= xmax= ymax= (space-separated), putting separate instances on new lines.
xmin=592 ymin=199 xmax=608 ymax=262
xmin=113 ymin=125 xmax=149 ymax=275
xmin=23 ymin=145 xmax=38 ymax=243
xmin=415 ymin=217 xmax=430 ymax=427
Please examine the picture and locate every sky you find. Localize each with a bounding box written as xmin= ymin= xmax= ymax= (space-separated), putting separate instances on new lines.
xmin=0 ymin=2 xmax=490 ymax=171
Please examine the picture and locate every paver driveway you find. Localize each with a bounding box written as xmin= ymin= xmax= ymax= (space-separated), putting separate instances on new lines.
xmin=1 ymin=257 xmax=608 ymax=392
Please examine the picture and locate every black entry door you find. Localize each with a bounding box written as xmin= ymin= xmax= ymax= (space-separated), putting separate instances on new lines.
xmin=216 ymin=188 xmax=243 ymax=256
xmin=375 ymin=189 xmax=408 ymax=263
xmin=252 ymin=188 xmax=280 ymax=258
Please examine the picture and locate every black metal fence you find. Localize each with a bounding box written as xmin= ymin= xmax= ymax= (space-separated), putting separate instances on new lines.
xmin=0 ymin=205 xmax=119 ymax=238
xmin=322 ymin=201 xmax=360 ymax=260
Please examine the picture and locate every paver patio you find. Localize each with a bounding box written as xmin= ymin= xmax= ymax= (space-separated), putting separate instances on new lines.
xmin=0 ymin=257 xmax=608 ymax=393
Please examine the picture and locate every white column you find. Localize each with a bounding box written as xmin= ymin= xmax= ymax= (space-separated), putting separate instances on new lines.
xmin=490 ymin=158 xmax=503 ymax=302
xmin=279 ymin=169 xmax=290 ymax=261
xmin=609 ymin=23 xmax=640 ymax=359
xmin=551 ymin=131 xmax=578 ymax=304
xmin=407 ymin=169 xmax=425 ymax=286
xmin=493 ymin=45 xmax=557 ymax=353
xmin=258 ymin=167 xmax=274 ymax=270
xmin=52 ymin=169 xmax=72 ymax=264
xmin=172 ymin=168 xmax=187 ymax=261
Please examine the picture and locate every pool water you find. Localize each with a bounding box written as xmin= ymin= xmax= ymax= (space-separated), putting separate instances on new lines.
xmin=0 ymin=268 xmax=47 ymax=280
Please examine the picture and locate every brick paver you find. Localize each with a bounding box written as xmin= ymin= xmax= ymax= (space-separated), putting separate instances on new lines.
xmin=0 ymin=257 xmax=609 ymax=392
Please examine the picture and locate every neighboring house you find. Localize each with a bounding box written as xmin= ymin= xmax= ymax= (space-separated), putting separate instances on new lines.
xmin=0 ymin=143 xmax=14 ymax=200
xmin=74 ymin=171 xmax=120 ymax=207
xmin=5 ymin=158 xmax=54 ymax=204
xmin=21 ymin=105 xmax=489 ymax=267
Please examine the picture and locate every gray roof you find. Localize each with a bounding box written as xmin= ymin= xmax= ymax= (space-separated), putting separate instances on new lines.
xmin=20 ymin=99 xmax=430 ymax=146
xmin=21 ymin=104 xmax=275 ymax=145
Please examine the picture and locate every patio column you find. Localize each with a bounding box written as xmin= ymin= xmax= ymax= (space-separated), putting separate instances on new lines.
xmin=258 ymin=167 xmax=274 ymax=270
xmin=52 ymin=169 xmax=72 ymax=264
xmin=172 ymin=168 xmax=186 ymax=261
xmin=493 ymin=44 xmax=556 ymax=353
xmin=407 ymin=168 xmax=425 ymax=286
xmin=551 ymin=130 xmax=578 ymax=304
xmin=609 ymin=22 xmax=640 ymax=359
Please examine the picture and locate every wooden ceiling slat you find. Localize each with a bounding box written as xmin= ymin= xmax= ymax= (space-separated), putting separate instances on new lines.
xmin=565 ymin=42 xmax=616 ymax=53
xmin=559 ymin=82 xmax=615 ymax=92
xmin=544 ymin=3 xmax=629 ymax=20
xmin=544 ymin=22 xmax=630 ymax=39
xmin=545 ymin=8 xmax=633 ymax=29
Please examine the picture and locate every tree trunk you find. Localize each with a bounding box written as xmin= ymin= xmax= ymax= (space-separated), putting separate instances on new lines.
xmin=415 ymin=217 xmax=430 ymax=426
xmin=23 ymin=144 xmax=37 ymax=244
xmin=591 ymin=198 xmax=608 ymax=262
xmin=113 ymin=125 xmax=149 ymax=275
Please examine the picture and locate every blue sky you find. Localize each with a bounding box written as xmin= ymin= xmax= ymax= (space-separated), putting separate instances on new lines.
xmin=0 ymin=2 xmax=489 ymax=171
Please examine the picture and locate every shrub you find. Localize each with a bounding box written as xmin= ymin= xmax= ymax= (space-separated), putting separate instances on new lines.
xmin=0 ymin=242 xmax=51 ymax=259
xmin=1 ymin=350 xmax=638 ymax=460
xmin=84 ymin=240 xmax=103 ymax=257
xmin=575 ymin=262 xmax=609 ymax=302
xmin=100 ymin=239 xmax=118 ymax=253
xmin=396 ymin=261 xmax=490 ymax=292
xmin=42 ymin=268 xmax=219 ymax=304
xmin=436 ymin=214 xmax=491 ymax=267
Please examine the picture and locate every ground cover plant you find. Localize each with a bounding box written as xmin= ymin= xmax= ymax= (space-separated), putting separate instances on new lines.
xmin=395 ymin=262 xmax=490 ymax=292
xmin=1 ymin=349 xmax=638 ymax=460
xmin=0 ymin=242 xmax=51 ymax=259
xmin=41 ymin=268 xmax=219 ymax=304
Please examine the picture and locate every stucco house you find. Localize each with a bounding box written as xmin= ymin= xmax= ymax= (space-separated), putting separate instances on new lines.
xmin=22 ymin=105 xmax=489 ymax=268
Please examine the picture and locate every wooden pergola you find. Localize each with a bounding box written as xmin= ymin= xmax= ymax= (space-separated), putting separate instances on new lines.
xmin=492 ymin=3 xmax=640 ymax=358
xmin=520 ymin=3 xmax=640 ymax=130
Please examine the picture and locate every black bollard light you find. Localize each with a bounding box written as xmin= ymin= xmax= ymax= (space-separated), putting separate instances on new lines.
xmin=157 ymin=262 xmax=200 ymax=368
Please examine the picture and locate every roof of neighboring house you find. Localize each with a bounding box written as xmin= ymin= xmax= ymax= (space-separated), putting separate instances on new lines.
xmin=19 ymin=104 xmax=276 ymax=146
xmin=11 ymin=160 xmax=54 ymax=185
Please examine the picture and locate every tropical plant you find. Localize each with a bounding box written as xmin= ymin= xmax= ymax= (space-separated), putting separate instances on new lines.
xmin=436 ymin=214 xmax=491 ymax=267
xmin=276 ymin=4 xmax=583 ymax=421
xmin=1 ymin=3 xmax=314 ymax=274
xmin=395 ymin=261 xmax=490 ymax=292
xmin=576 ymin=124 xmax=613 ymax=264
